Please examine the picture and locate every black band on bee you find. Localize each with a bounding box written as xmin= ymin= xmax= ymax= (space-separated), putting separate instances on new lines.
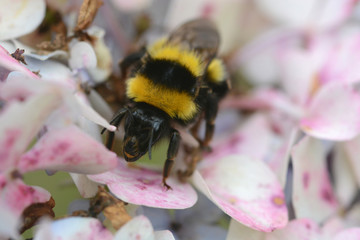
xmin=139 ymin=58 xmax=197 ymax=92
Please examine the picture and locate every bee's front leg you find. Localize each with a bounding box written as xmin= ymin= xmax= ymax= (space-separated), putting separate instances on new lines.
xmin=162 ymin=129 xmax=181 ymax=190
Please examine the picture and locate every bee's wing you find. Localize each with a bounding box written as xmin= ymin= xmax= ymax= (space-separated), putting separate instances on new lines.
xmin=167 ymin=19 xmax=220 ymax=65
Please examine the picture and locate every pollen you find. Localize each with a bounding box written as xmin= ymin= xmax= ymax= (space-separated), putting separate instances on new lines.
xmin=207 ymin=58 xmax=226 ymax=83
xmin=127 ymin=75 xmax=198 ymax=120
xmin=272 ymin=196 xmax=285 ymax=206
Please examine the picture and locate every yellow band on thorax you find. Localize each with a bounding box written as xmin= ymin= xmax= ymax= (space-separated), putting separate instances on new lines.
xmin=148 ymin=39 xmax=204 ymax=77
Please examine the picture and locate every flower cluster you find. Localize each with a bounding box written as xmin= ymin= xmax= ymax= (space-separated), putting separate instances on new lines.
xmin=1 ymin=0 xmax=360 ymax=240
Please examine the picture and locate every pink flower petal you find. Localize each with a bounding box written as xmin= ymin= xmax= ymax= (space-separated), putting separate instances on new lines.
xmin=291 ymin=136 xmax=339 ymax=223
xmin=0 ymin=45 xmax=39 ymax=78
xmin=0 ymin=90 xmax=62 ymax=172
xmin=0 ymin=0 xmax=46 ymax=40
xmin=89 ymin=161 xmax=197 ymax=209
xmin=193 ymin=155 xmax=288 ymax=232
xmin=333 ymin=228 xmax=360 ymax=240
xmin=0 ymin=178 xmax=51 ymax=239
xmin=300 ymin=83 xmax=360 ymax=140
xmin=316 ymin=28 xmax=360 ymax=86
xmin=18 ymin=125 xmax=118 ymax=174
xmin=34 ymin=217 xmax=113 ymax=240
xmin=209 ymin=113 xmax=273 ymax=162
xmin=114 ymin=215 xmax=154 ymax=240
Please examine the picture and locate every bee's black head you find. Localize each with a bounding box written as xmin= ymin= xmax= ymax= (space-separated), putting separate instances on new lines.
xmin=123 ymin=103 xmax=168 ymax=162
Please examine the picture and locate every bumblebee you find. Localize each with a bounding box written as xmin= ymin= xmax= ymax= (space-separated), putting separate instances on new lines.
xmin=104 ymin=19 xmax=230 ymax=189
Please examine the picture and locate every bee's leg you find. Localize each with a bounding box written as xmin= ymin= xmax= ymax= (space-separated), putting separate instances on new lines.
xmin=119 ymin=47 xmax=146 ymax=79
xmin=103 ymin=108 xmax=128 ymax=150
xmin=190 ymin=113 xmax=204 ymax=142
xmin=202 ymin=94 xmax=219 ymax=151
xmin=177 ymin=146 xmax=202 ymax=182
xmin=162 ymin=129 xmax=181 ymax=190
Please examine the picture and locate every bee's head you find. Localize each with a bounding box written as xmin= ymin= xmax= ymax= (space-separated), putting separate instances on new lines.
xmin=123 ymin=105 xmax=166 ymax=162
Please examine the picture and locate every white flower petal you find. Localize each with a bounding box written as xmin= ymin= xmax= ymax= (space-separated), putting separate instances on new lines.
xmin=25 ymin=57 xmax=73 ymax=85
xmin=153 ymin=230 xmax=175 ymax=240
xmin=114 ymin=215 xmax=154 ymax=240
xmin=110 ymin=0 xmax=152 ymax=12
xmin=254 ymin=0 xmax=354 ymax=30
xmin=34 ymin=217 xmax=113 ymax=240
xmin=332 ymin=144 xmax=358 ymax=207
xmin=69 ymin=173 xmax=99 ymax=198
xmin=291 ymin=136 xmax=339 ymax=223
xmin=26 ymin=50 xmax=68 ymax=61
xmin=0 ymin=0 xmax=46 ymax=40
xmin=74 ymin=96 xmax=116 ymax=131
xmin=332 ymin=228 xmax=360 ymax=240
xmin=226 ymin=219 xmax=265 ymax=240
xmin=69 ymin=42 xmax=97 ymax=70
xmin=341 ymin=136 xmax=360 ymax=188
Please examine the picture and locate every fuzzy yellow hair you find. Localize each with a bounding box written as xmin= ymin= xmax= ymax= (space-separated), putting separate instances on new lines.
xmin=127 ymin=75 xmax=197 ymax=120
xmin=207 ymin=58 xmax=227 ymax=83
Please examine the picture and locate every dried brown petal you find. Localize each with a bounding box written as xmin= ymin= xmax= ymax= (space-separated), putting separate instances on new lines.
xmin=71 ymin=210 xmax=90 ymax=217
xmin=11 ymin=49 xmax=27 ymax=65
xmin=103 ymin=202 xmax=132 ymax=230
xmin=36 ymin=32 xmax=67 ymax=51
xmin=75 ymin=0 xmax=103 ymax=31
xmin=20 ymin=197 xmax=55 ymax=234
xmin=89 ymin=186 xmax=131 ymax=230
